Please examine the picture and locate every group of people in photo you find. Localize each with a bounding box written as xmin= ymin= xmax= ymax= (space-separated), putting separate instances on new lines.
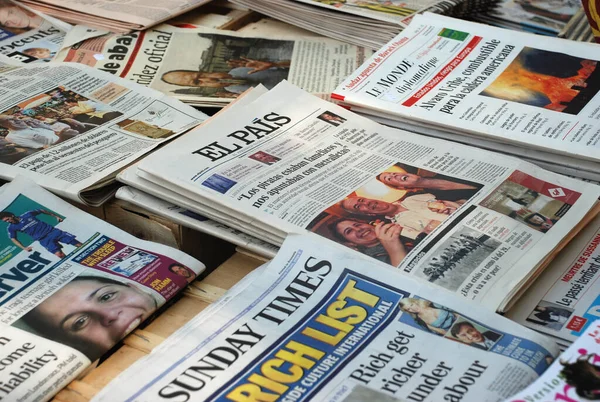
xmin=310 ymin=164 xmax=482 ymax=266
xmin=422 ymin=234 xmax=496 ymax=281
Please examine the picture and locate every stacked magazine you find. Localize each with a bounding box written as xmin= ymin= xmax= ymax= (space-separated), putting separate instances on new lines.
xmin=230 ymin=0 xmax=499 ymax=50
xmin=92 ymin=234 xmax=561 ymax=402
xmin=119 ymin=80 xmax=600 ymax=313
xmin=331 ymin=13 xmax=600 ymax=182
xmin=19 ymin=0 xmax=212 ymax=32
xmin=0 ymin=176 xmax=205 ymax=402
xmin=54 ymin=24 xmax=370 ymax=107
xmin=0 ymin=53 xmax=207 ymax=205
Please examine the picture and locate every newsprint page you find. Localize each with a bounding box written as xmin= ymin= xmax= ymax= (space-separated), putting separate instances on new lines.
xmin=0 ymin=55 xmax=206 ymax=205
xmin=137 ymin=82 xmax=600 ymax=312
xmin=0 ymin=177 xmax=205 ymax=402
xmin=93 ymin=235 xmax=560 ymax=402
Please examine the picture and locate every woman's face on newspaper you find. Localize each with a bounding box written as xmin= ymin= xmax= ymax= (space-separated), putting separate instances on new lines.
xmin=0 ymin=4 xmax=39 ymax=29
xmin=335 ymin=220 xmax=378 ymax=246
xmin=35 ymin=279 xmax=156 ymax=353
xmin=378 ymin=172 xmax=422 ymax=189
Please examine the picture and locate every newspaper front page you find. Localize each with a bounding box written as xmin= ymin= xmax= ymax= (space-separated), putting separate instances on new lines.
xmin=134 ymin=81 xmax=600 ymax=312
xmin=54 ymin=24 xmax=369 ymax=106
xmin=0 ymin=0 xmax=69 ymax=63
xmin=508 ymin=214 xmax=600 ymax=346
xmin=0 ymin=176 xmax=205 ymax=401
xmin=92 ymin=234 xmax=559 ymax=402
xmin=332 ymin=13 xmax=600 ymax=166
xmin=0 ymin=57 xmax=207 ymax=205
xmin=507 ymin=318 xmax=600 ymax=401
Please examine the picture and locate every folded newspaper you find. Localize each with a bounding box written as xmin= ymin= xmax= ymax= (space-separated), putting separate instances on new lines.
xmin=0 ymin=176 xmax=205 ymax=402
xmin=231 ymin=0 xmax=499 ymax=51
xmin=92 ymin=234 xmax=560 ymax=402
xmin=0 ymin=54 xmax=207 ymax=205
xmin=20 ymin=0 xmax=212 ymax=33
xmin=508 ymin=213 xmax=600 ymax=349
xmin=122 ymin=81 xmax=600 ymax=313
xmin=54 ymin=24 xmax=369 ymax=107
xmin=507 ymin=318 xmax=600 ymax=401
xmin=0 ymin=0 xmax=70 ymax=63
xmin=332 ymin=13 xmax=600 ymax=182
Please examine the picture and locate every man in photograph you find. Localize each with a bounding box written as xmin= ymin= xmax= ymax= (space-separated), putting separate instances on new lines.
xmin=318 ymin=111 xmax=346 ymax=126
xmin=451 ymin=321 xmax=502 ymax=350
xmin=527 ymin=305 xmax=571 ymax=330
xmin=0 ymin=209 xmax=82 ymax=258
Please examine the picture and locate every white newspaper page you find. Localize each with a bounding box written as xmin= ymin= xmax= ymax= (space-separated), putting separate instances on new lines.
xmin=92 ymin=234 xmax=559 ymax=402
xmin=0 ymin=61 xmax=206 ymax=204
xmin=0 ymin=0 xmax=69 ymax=63
xmin=0 ymin=177 xmax=204 ymax=380
xmin=508 ymin=318 xmax=600 ymax=401
xmin=115 ymin=186 xmax=279 ymax=258
xmin=293 ymin=0 xmax=416 ymax=23
xmin=54 ymin=24 xmax=369 ymax=105
xmin=136 ymin=81 xmax=600 ymax=311
xmin=333 ymin=13 xmax=600 ymax=164
xmin=508 ymin=214 xmax=600 ymax=344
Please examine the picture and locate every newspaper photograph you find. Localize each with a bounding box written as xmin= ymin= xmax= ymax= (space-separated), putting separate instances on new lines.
xmin=55 ymin=24 xmax=369 ymax=106
xmin=0 ymin=60 xmax=206 ymax=205
xmin=0 ymin=0 xmax=69 ymax=63
xmin=508 ymin=214 xmax=600 ymax=345
xmin=0 ymin=176 xmax=205 ymax=401
xmin=332 ymin=13 xmax=600 ymax=165
xmin=92 ymin=234 xmax=559 ymax=402
xmin=508 ymin=318 xmax=600 ymax=402
xmin=133 ymin=81 xmax=600 ymax=311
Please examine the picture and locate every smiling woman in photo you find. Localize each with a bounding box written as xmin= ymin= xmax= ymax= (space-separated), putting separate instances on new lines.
xmin=18 ymin=275 xmax=158 ymax=360
xmin=0 ymin=0 xmax=42 ymax=35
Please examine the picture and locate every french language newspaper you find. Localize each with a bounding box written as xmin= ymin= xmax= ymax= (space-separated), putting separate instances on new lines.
xmin=130 ymin=81 xmax=600 ymax=312
xmin=0 ymin=176 xmax=205 ymax=402
xmin=92 ymin=234 xmax=560 ymax=402
xmin=0 ymin=0 xmax=69 ymax=63
xmin=54 ymin=24 xmax=369 ymax=106
xmin=331 ymin=13 xmax=600 ymax=180
xmin=507 ymin=318 xmax=600 ymax=401
xmin=0 ymin=54 xmax=206 ymax=205
xmin=508 ymin=213 xmax=600 ymax=348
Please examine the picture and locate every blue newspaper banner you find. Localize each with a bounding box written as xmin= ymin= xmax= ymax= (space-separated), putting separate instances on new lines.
xmin=208 ymin=269 xmax=409 ymax=401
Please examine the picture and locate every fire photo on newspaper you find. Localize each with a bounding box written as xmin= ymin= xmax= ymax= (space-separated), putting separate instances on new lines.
xmin=480 ymin=47 xmax=600 ymax=115
xmin=156 ymin=34 xmax=293 ymax=99
xmin=0 ymin=87 xmax=123 ymax=165
xmin=480 ymin=170 xmax=580 ymax=233
xmin=306 ymin=163 xmax=483 ymax=266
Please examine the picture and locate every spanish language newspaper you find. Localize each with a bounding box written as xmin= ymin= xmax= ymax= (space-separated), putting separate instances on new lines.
xmin=92 ymin=234 xmax=560 ymax=402
xmin=508 ymin=213 xmax=600 ymax=349
xmin=126 ymin=81 xmax=600 ymax=312
xmin=0 ymin=54 xmax=207 ymax=205
xmin=0 ymin=176 xmax=205 ymax=402
xmin=507 ymin=318 xmax=600 ymax=401
xmin=54 ymin=24 xmax=369 ymax=107
xmin=331 ymin=13 xmax=600 ymax=181
xmin=0 ymin=0 xmax=69 ymax=63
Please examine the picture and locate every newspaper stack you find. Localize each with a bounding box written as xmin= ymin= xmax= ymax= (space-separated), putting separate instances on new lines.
xmin=0 ymin=53 xmax=207 ymax=206
xmin=54 ymin=24 xmax=370 ymax=107
xmin=558 ymin=7 xmax=596 ymax=42
xmin=119 ymin=80 xmax=600 ymax=313
xmin=230 ymin=0 xmax=500 ymax=50
xmin=472 ymin=0 xmax=582 ymax=37
xmin=92 ymin=234 xmax=561 ymax=402
xmin=332 ymin=13 xmax=600 ymax=182
xmin=0 ymin=176 xmax=205 ymax=402
xmin=507 ymin=213 xmax=600 ymax=350
xmin=19 ymin=0 xmax=212 ymax=32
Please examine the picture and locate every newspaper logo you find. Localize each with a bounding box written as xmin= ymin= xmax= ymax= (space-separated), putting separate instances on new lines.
xmin=567 ymin=316 xmax=587 ymax=332
xmin=548 ymin=187 xmax=566 ymax=198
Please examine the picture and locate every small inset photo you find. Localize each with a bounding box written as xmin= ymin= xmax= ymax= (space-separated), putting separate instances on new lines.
xmin=248 ymin=150 xmax=280 ymax=165
xmin=168 ymin=263 xmax=195 ymax=283
xmin=201 ymin=174 xmax=237 ymax=194
xmin=447 ymin=319 xmax=503 ymax=351
xmin=526 ymin=300 xmax=574 ymax=331
xmin=317 ymin=110 xmax=346 ymax=127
